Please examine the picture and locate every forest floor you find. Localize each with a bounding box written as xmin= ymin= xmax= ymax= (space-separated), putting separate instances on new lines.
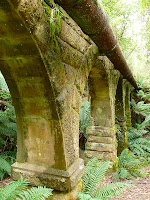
xmin=0 ymin=166 xmax=150 ymax=199
xmin=104 ymin=166 xmax=150 ymax=200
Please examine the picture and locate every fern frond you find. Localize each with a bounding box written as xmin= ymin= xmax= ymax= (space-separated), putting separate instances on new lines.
xmin=0 ymin=177 xmax=28 ymax=200
xmin=16 ymin=186 xmax=53 ymax=200
xmin=0 ymin=157 xmax=11 ymax=179
xmin=78 ymin=193 xmax=95 ymax=200
xmin=113 ymin=149 xmax=146 ymax=180
xmin=94 ymin=182 xmax=130 ymax=199
xmin=83 ymin=160 xmax=110 ymax=195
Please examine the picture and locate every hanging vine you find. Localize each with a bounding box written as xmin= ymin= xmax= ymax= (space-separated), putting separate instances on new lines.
xmin=42 ymin=0 xmax=67 ymax=47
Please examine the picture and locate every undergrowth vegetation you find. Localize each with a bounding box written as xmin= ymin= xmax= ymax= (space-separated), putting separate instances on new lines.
xmin=78 ymin=158 xmax=130 ymax=200
xmin=0 ymin=177 xmax=53 ymax=200
xmin=79 ymin=100 xmax=91 ymax=137
xmin=113 ymin=149 xmax=147 ymax=181
xmin=114 ymin=84 xmax=150 ymax=181
xmin=0 ymin=73 xmax=17 ymax=180
xmin=127 ymin=127 xmax=150 ymax=163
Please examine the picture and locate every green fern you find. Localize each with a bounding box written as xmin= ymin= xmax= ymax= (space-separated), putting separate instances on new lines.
xmin=131 ymin=99 xmax=150 ymax=117
xmin=131 ymin=99 xmax=150 ymax=129
xmin=0 ymin=151 xmax=16 ymax=180
xmin=79 ymin=100 xmax=91 ymax=136
xmin=16 ymin=186 xmax=53 ymax=200
xmin=0 ymin=156 xmax=11 ymax=180
xmin=113 ymin=149 xmax=147 ymax=181
xmin=94 ymin=182 xmax=129 ymax=200
xmin=0 ymin=101 xmax=17 ymax=152
xmin=0 ymin=177 xmax=53 ymax=200
xmin=0 ymin=177 xmax=28 ymax=200
xmin=127 ymin=127 xmax=150 ymax=161
xmin=78 ymin=158 xmax=130 ymax=200
xmin=136 ymin=90 xmax=150 ymax=101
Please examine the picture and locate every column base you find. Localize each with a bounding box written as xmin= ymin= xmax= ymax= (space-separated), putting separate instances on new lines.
xmin=48 ymin=181 xmax=83 ymax=200
xmin=11 ymin=158 xmax=84 ymax=192
xmin=85 ymin=126 xmax=117 ymax=165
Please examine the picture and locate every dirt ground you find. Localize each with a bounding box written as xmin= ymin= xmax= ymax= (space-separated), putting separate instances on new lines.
xmin=0 ymin=166 xmax=150 ymax=200
xmin=104 ymin=166 xmax=150 ymax=200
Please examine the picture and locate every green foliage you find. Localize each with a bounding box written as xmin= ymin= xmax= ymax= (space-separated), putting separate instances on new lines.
xmin=0 ymin=73 xmax=17 ymax=179
xmin=131 ymin=99 xmax=150 ymax=129
xmin=136 ymin=79 xmax=150 ymax=90
xmin=136 ymin=89 xmax=150 ymax=101
xmin=113 ymin=149 xmax=147 ymax=181
xmin=79 ymin=101 xmax=91 ymax=136
xmin=0 ymin=151 xmax=16 ymax=180
xmin=100 ymin=0 xmax=138 ymax=58
xmin=78 ymin=158 xmax=129 ymax=200
xmin=99 ymin=0 xmax=150 ymax=83
xmin=43 ymin=0 xmax=61 ymax=40
xmin=0 ymin=73 xmax=9 ymax=93
xmin=0 ymin=73 xmax=17 ymax=152
xmin=42 ymin=0 xmax=68 ymax=51
xmin=0 ymin=156 xmax=11 ymax=180
xmin=0 ymin=102 xmax=17 ymax=152
xmin=0 ymin=177 xmax=53 ymax=200
xmin=0 ymin=74 xmax=11 ymax=101
xmin=127 ymin=127 xmax=150 ymax=162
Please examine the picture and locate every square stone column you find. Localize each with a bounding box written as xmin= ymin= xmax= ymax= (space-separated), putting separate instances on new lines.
xmin=123 ymin=80 xmax=132 ymax=127
xmin=85 ymin=126 xmax=117 ymax=163
xmin=115 ymin=77 xmax=128 ymax=154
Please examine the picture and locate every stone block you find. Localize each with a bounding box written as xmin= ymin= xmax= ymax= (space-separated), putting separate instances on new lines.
xmin=58 ymin=38 xmax=87 ymax=69
xmin=48 ymin=181 xmax=83 ymax=200
xmin=60 ymin=6 xmax=92 ymax=44
xmin=88 ymin=135 xmax=113 ymax=144
xmin=86 ymin=142 xmax=115 ymax=152
xmin=85 ymin=150 xmax=116 ymax=162
xmin=11 ymin=158 xmax=84 ymax=192
xmin=87 ymin=126 xmax=115 ymax=137
xmin=61 ymin=20 xmax=90 ymax=53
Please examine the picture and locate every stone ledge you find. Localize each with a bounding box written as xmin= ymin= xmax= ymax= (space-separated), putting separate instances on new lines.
xmin=86 ymin=142 xmax=115 ymax=152
xmin=85 ymin=150 xmax=116 ymax=161
xmin=11 ymin=158 xmax=84 ymax=192
xmin=87 ymin=126 xmax=115 ymax=137
xmin=88 ymin=135 xmax=114 ymax=144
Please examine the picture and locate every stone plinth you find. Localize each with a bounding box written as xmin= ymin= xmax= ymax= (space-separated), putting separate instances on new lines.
xmin=11 ymin=158 xmax=84 ymax=192
xmin=85 ymin=126 xmax=117 ymax=164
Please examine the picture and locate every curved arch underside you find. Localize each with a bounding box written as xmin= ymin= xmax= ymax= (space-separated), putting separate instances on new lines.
xmin=0 ymin=0 xmax=66 ymax=169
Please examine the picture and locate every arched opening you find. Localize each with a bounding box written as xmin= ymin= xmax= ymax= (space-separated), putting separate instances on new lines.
xmin=79 ymin=81 xmax=90 ymax=158
xmin=84 ymin=58 xmax=117 ymax=163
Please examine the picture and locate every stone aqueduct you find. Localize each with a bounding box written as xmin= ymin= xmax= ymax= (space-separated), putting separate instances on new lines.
xmin=0 ymin=0 xmax=135 ymax=198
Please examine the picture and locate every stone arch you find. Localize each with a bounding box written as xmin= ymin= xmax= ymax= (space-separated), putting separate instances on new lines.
xmin=85 ymin=57 xmax=119 ymax=163
xmin=0 ymin=1 xmax=66 ymax=169
xmin=0 ymin=0 xmax=97 ymax=192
